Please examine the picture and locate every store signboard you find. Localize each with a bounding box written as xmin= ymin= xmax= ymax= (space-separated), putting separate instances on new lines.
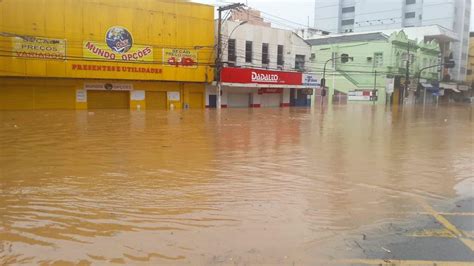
xmin=348 ymin=90 xmax=373 ymax=101
xmin=302 ymin=73 xmax=319 ymax=86
xmin=84 ymin=83 xmax=133 ymax=91
xmin=221 ymin=67 xmax=303 ymax=85
xmin=13 ymin=37 xmax=66 ymax=60
xmin=83 ymin=26 xmax=153 ymax=62
xmin=167 ymin=91 xmax=180 ymax=101
xmin=163 ymin=48 xmax=198 ymax=68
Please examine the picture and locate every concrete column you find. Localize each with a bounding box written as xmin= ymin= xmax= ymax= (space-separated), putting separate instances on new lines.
xmin=281 ymin=88 xmax=290 ymax=107
xmin=221 ymin=87 xmax=228 ymax=108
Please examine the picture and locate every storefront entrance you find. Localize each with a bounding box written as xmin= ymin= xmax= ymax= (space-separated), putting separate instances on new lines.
xmin=189 ymin=92 xmax=204 ymax=108
xmin=87 ymin=90 xmax=130 ymax=109
xmin=261 ymin=93 xmax=281 ymax=107
xmin=228 ymin=93 xmax=250 ymax=108
xmin=146 ymin=91 xmax=167 ymax=109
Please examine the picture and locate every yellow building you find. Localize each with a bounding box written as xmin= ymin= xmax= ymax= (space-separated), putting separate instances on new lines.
xmin=467 ymin=32 xmax=474 ymax=86
xmin=0 ymin=0 xmax=214 ymax=110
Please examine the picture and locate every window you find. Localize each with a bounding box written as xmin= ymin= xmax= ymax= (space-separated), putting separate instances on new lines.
xmin=277 ymin=45 xmax=284 ymax=66
xmin=227 ymin=39 xmax=236 ymax=63
xmin=245 ymin=41 xmax=252 ymax=63
xmin=467 ymin=69 xmax=472 ymax=75
xmin=262 ymin=43 xmax=269 ymax=65
xmin=295 ymin=55 xmax=305 ymax=71
xmin=342 ymin=6 xmax=355 ymax=13
xmin=341 ymin=19 xmax=354 ymax=26
xmin=374 ymin=52 xmax=383 ymax=67
xmin=405 ymin=0 xmax=416 ymax=5
xmin=405 ymin=12 xmax=416 ymax=19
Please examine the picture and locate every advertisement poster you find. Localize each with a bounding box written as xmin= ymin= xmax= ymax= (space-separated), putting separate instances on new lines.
xmin=163 ymin=48 xmax=198 ymax=68
xmin=83 ymin=26 xmax=153 ymax=62
xmin=12 ymin=37 xmax=66 ymax=60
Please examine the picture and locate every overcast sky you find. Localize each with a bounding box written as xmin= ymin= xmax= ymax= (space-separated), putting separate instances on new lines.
xmin=193 ymin=0 xmax=473 ymax=31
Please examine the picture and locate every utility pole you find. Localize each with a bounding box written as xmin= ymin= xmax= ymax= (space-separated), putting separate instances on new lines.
xmin=403 ymin=42 xmax=410 ymax=104
xmin=373 ymin=70 xmax=377 ymax=105
xmin=216 ymin=3 xmax=245 ymax=109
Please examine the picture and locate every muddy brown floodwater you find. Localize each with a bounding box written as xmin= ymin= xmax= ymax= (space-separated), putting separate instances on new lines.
xmin=1 ymin=105 xmax=473 ymax=265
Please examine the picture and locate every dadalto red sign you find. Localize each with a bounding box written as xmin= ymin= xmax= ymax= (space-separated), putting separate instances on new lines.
xmin=221 ymin=67 xmax=303 ymax=85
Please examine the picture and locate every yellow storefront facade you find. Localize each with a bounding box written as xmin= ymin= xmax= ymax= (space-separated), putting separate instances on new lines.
xmin=0 ymin=0 xmax=214 ymax=110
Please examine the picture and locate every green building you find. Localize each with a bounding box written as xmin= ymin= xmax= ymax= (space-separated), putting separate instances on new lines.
xmin=307 ymin=31 xmax=441 ymax=105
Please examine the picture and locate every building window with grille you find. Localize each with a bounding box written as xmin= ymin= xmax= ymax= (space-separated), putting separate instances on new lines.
xmin=342 ymin=6 xmax=355 ymax=13
xmin=262 ymin=43 xmax=269 ymax=65
xmin=277 ymin=45 xmax=284 ymax=66
xmin=341 ymin=19 xmax=354 ymax=26
xmin=228 ymin=39 xmax=236 ymax=64
xmin=374 ymin=52 xmax=383 ymax=67
xmin=295 ymin=55 xmax=305 ymax=71
xmin=245 ymin=41 xmax=253 ymax=63
xmin=405 ymin=12 xmax=416 ymax=19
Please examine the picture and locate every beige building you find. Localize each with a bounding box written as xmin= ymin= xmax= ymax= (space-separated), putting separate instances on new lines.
xmin=467 ymin=32 xmax=474 ymax=85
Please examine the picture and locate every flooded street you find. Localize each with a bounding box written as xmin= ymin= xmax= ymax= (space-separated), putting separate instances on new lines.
xmin=1 ymin=105 xmax=473 ymax=265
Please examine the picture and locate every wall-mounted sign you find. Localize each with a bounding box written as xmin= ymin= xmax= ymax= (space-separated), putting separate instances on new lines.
xmin=167 ymin=91 xmax=180 ymax=101
xmin=301 ymin=88 xmax=314 ymax=95
xmin=12 ymin=37 xmax=66 ymax=60
xmin=131 ymin=90 xmax=145 ymax=101
xmin=221 ymin=67 xmax=303 ymax=85
xmin=163 ymin=48 xmax=198 ymax=68
xmin=76 ymin=89 xmax=87 ymax=102
xmin=84 ymin=83 xmax=133 ymax=91
xmin=348 ymin=90 xmax=375 ymax=101
xmin=83 ymin=26 xmax=153 ymax=62
xmin=258 ymin=88 xmax=283 ymax=94
xmin=71 ymin=64 xmax=162 ymax=74
xmin=302 ymin=73 xmax=319 ymax=86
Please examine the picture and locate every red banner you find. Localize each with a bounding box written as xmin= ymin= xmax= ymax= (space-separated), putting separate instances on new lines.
xmin=221 ymin=67 xmax=303 ymax=85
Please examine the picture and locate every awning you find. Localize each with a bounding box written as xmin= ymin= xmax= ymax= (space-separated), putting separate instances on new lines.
xmin=458 ymin=85 xmax=470 ymax=91
xmin=440 ymin=82 xmax=460 ymax=92
xmin=421 ymin=83 xmax=433 ymax=88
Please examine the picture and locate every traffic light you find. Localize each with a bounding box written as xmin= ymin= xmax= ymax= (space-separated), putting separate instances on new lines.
xmin=444 ymin=60 xmax=455 ymax=69
xmin=341 ymin=54 xmax=349 ymax=63
xmin=320 ymin=78 xmax=326 ymax=88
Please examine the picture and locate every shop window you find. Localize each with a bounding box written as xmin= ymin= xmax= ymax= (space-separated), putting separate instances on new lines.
xmin=262 ymin=43 xmax=269 ymax=65
xmin=228 ymin=39 xmax=236 ymax=63
xmin=245 ymin=41 xmax=253 ymax=63
xmin=295 ymin=55 xmax=305 ymax=71
xmin=277 ymin=45 xmax=284 ymax=66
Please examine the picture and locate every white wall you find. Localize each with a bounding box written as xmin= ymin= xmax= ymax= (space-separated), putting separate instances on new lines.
xmin=220 ymin=21 xmax=312 ymax=71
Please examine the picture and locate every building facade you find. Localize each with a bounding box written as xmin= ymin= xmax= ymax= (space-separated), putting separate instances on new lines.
xmin=314 ymin=0 xmax=471 ymax=82
xmin=307 ymin=31 xmax=441 ymax=105
xmin=0 ymin=0 xmax=214 ymax=110
xmin=467 ymin=32 xmax=474 ymax=84
xmin=206 ymin=16 xmax=317 ymax=108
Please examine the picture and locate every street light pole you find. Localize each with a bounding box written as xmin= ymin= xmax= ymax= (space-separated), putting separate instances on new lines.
xmin=321 ymin=55 xmax=352 ymax=105
xmin=216 ymin=3 xmax=245 ymax=110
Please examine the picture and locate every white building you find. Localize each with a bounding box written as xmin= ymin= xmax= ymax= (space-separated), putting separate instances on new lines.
xmin=314 ymin=0 xmax=471 ymax=81
xmin=206 ymin=17 xmax=316 ymax=108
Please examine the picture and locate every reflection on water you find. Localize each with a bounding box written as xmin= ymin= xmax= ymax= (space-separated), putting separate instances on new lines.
xmin=1 ymin=105 xmax=473 ymax=264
